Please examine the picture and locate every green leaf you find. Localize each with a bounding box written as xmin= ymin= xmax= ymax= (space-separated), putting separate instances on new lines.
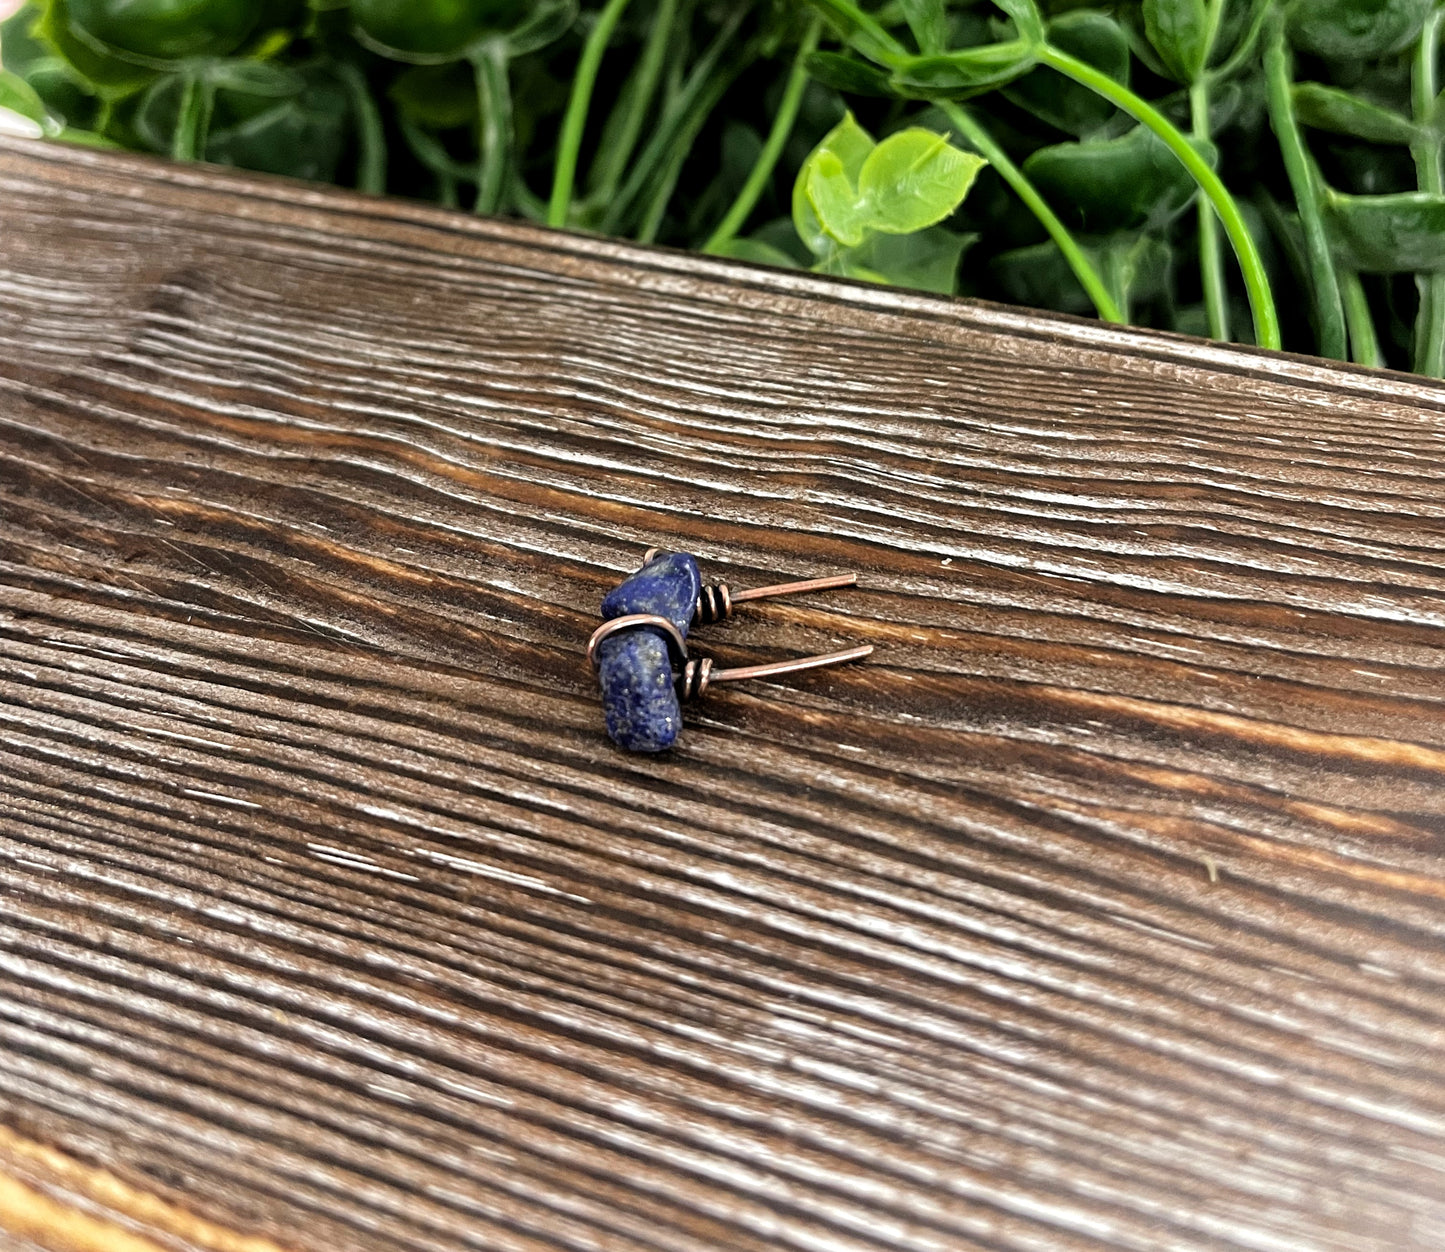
xmin=816 ymin=254 xmax=890 ymax=284
xmin=888 ymin=40 xmax=1038 ymax=100
xmin=505 ymin=0 xmax=576 ymax=56
xmin=1099 ymin=231 xmax=1173 ymax=318
xmin=1 ymin=5 xmax=49 ymax=73
xmin=134 ymin=63 xmax=302 ymax=153
xmin=842 ymin=225 xmax=975 ymax=293
xmin=35 ymin=0 xmax=158 ymax=98
xmin=991 ymin=0 xmax=1046 ymax=44
xmin=0 ymin=68 xmax=52 ymax=132
xmin=713 ymin=237 xmax=801 ymax=268
xmin=798 ymin=0 xmax=902 ymax=65
xmin=1003 ymin=11 xmax=1129 ymax=136
xmin=812 ymin=109 xmax=875 ymax=183
xmin=991 ymin=238 xmax=1100 ymax=315
xmin=132 ymin=71 xmax=183 ymax=151
xmin=1291 ymin=82 xmax=1419 ymax=146
xmin=792 ymin=110 xmax=875 ymax=253
xmin=19 ymin=61 xmax=99 ymax=131
xmin=749 ymin=215 xmax=815 ymax=265
xmin=1023 ymin=124 xmax=1210 ymax=233
xmin=1326 ymin=191 xmax=1445 ymax=272
xmin=55 ymin=124 xmax=121 ymax=146
xmin=899 ymin=0 xmax=948 ymax=53
xmin=807 ymin=149 xmax=868 ymax=245
xmin=67 ymin=0 xmax=260 ymax=63
xmin=351 ymin=0 xmax=528 ymax=62
xmin=793 ymin=117 xmax=985 ymax=256
xmin=856 ymin=127 xmax=987 ymax=234
xmin=802 ymin=51 xmax=895 ymax=97
xmin=991 ymin=231 xmax=1170 ymax=316
xmin=1286 ymin=0 xmax=1434 ymax=61
xmin=208 ymin=92 xmax=349 ymax=183
xmin=1142 ymin=0 xmax=1210 ymax=83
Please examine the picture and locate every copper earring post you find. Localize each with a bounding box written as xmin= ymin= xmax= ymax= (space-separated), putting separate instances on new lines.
xmin=677 ymin=644 xmax=872 ymax=700
xmin=697 ymin=571 xmax=859 ymax=624
xmin=731 ymin=572 xmax=858 ymax=605
xmin=709 ymin=643 xmax=873 ymax=681
xmin=588 ymin=613 xmax=873 ymax=702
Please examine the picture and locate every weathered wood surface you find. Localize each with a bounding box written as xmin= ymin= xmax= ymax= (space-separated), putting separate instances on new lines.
xmin=1 ymin=135 xmax=1444 ymax=1252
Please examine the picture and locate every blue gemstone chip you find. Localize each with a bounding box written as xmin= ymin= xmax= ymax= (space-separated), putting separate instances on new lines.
xmin=595 ymin=552 xmax=702 ymax=752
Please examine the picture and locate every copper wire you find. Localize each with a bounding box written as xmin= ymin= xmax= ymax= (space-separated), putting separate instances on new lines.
xmin=588 ymin=616 xmax=871 ymax=702
xmin=597 ymin=550 xmax=872 ymax=702
xmin=586 ymin=614 xmax=688 ymax=670
xmin=639 ymin=550 xmax=860 ymax=626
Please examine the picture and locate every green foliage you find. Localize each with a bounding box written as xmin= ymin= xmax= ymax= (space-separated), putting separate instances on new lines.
xmin=993 ymin=230 xmax=1172 ymax=318
xmin=898 ymin=0 xmax=949 ymax=55
xmin=0 ymin=66 xmax=52 ymax=133
xmin=351 ymin=0 xmax=528 ymax=61
xmin=791 ymin=111 xmax=984 ymax=290
xmin=1326 ymin=191 xmax=1445 ymax=271
xmin=67 ymin=0 xmax=259 ymax=63
xmin=1292 ymin=82 xmax=1422 ymax=145
xmin=1003 ymin=11 xmax=1129 ymax=137
xmin=35 ymin=0 xmax=159 ymax=97
xmin=1024 ymin=124 xmax=1210 ymax=232
xmin=1 ymin=0 xmax=1441 ymax=375
xmin=1286 ymin=0 xmax=1434 ymax=61
xmin=1142 ymin=0 xmax=1212 ymax=83
xmin=887 ymin=41 xmax=1039 ymax=99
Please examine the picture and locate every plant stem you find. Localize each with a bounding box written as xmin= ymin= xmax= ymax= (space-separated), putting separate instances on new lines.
xmin=509 ymin=171 xmax=550 ymax=221
xmin=1190 ymin=77 xmax=1229 ymax=341
xmin=703 ymin=17 xmax=821 ymax=254
xmin=637 ymin=145 xmax=688 ymax=243
xmin=171 ymin=71 xmax=213 ymax=162
xmin=1037 ymin=41 xmax=1280 ymax=349
xmin=802 ymin=0 xmax=905 ymax=65
xmin=602 ymin=10 xmax=747 ymax=236
xmin=336 ymin=61 xmax=386 ymax=195
xmin=938 ymin=100 xmax=1123 ymax=324
xmin=472 ymin=42 xmax=511 ymax=215
xmin=548 ymin=0 xmax=633 ymax=228
xmin=589 ymin=0 xmax=680 ymax=202
xmin=1209 ymin=0 xmax=1269 ymax=82
xmin=1412 ymin=9 xmax=1444 ymax=377
xmin=1261 ymin=19 xmax=1346 ymax=359
xmin=1341 ymin=272 xmax=1383 ymax=368
xmin=634 ymin=40 xmax=748 ymax=241
xmin=1100 ymin=244 xmax=1132 ymax=325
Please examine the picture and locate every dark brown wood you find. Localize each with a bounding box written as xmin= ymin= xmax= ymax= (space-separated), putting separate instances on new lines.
xmin=1 ymin=135 xmax=1444 ymax=1252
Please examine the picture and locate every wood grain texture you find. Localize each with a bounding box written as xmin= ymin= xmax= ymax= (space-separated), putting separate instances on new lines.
xmin=1 ymin=135 xmax=1444 ymax=1252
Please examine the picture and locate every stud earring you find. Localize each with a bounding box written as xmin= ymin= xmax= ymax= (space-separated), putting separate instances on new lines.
xmin=588 ymin=549 xmax=872 ymax=753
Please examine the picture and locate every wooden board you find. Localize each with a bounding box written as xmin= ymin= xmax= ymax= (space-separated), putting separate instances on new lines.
xmin=1 ymin=135 xmax=1444 ymax=1252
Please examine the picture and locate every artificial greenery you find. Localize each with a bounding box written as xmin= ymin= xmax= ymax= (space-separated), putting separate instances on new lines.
xmin=2 ymin=0 xmax=1443 ymax=375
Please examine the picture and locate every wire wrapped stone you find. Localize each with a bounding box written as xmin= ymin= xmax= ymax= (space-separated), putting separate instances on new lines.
xmin=590 ymin=552 xmax=702 ymax=753
xmin=590 ymin=548 xmax=873 ymax=753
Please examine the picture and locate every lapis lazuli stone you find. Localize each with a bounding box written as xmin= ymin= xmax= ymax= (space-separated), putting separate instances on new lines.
xmin=596 ymin=552 xmax=702 ymax=752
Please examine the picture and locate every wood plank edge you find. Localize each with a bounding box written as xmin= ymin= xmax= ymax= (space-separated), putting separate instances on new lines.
xmin=5 ymin=136 xmax=1445 ymax=412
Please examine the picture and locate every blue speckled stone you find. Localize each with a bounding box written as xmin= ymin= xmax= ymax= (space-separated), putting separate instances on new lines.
xmin=596 ymin=552 xmax=702 ymax=752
